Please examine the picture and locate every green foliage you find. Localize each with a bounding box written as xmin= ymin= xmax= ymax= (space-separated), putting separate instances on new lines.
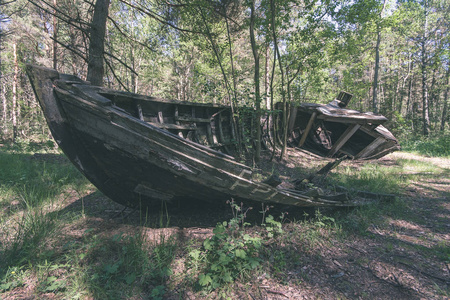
xmin=189 ymin=201 xmax=262 ymax=291
xmin=329 ymin=163 xmax=403 ymax=194
xmin=0 ymin=267 xmax=26 ymax=292
xmin=187 ymin=200 xmax=289 ymax=291
xmin=0 ymin=149 xmax=88 ymax=209
xmin=67 ymin=230 xmax=176 ymax=299
xmin=401 ymin=134 xmax=450 ymax=157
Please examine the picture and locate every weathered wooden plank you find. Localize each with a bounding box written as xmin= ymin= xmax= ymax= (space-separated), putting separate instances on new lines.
xmin=205 ymin=108 xmax=215 ymax=145
xmin=174 ymin=105 xmax=184 ymax=138
xmin=148 ymin=122 xmax=197 ymax=131
xmin=327 ymin=124 xmax=361 ymax=157
xmin=354 ymin=136 xmax=385 ymax=159
xmin=298 ymin=112 xmax=317 ymax=147
xmin=134 ymin=100 xmax=144 ymax=121
xmin=216 ymin=112 xmax=232 ymax=153
xmin=175 ymin=116 xmax=211 ymax=123
xmin=288 ymin=105 xmax=298 ymax=132
xmin=316 ymin=114 xmax=386 ymax=125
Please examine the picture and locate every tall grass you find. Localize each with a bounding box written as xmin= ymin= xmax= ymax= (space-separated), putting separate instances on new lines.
xmin=67 ymin=230 xmax=177 ymax=299
xmin=0 ymin=146 xmax=90 ymax=295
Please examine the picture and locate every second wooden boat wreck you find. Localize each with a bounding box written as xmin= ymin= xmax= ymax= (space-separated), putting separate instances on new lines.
xmin=27 ymin=65 xmax=395 ymax=209
xmin=278 ymin=92 xmax=400 ymax=160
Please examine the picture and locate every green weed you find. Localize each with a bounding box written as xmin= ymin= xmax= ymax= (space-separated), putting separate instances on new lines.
xmin=188 ymin=200 xmax=262 ymax=291
xmin=3 ymin=208 xmax=59 ymax=266
xmin=73 ymin=229 xmax=176 ymax=299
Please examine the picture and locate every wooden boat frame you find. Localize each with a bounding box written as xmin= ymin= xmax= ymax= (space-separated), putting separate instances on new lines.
xmin=278 ymin=92 xmax=400 ymax=160
xmin=27 ymin=65 xmax=396 ymax=208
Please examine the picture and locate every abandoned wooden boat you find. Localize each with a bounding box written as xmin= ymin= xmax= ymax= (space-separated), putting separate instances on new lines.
xmin=27 ymin=65 xmax=383 ymax=208
xmin=279 ymin=92 xmax=400 ymax=160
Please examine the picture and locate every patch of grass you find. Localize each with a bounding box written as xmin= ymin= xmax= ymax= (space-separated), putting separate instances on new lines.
xmin=72 ymin=230 xmax=176 ymax=299
xmin=0 ymin=145 xmax=91 ymax=297
xmin=336 ymin=197 xmax=408 ymax=235
xmin=293 ymin=209 xmax=342 ymax=249
xmin=329 ymin=164 xmax=403 ymax=194
xmin=0 ymin=207 xmax=64 ymax=296
xmin=401 ymin=134 xmax=450 ymax=157
xmin=328 ymin=157 xmax=444 ymax=195
xmin=0 ymin=150 xmax=88 ymax=211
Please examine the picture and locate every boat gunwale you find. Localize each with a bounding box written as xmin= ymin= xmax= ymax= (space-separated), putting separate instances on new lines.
xmin=56 ymin=81 xmax=245 ymax=158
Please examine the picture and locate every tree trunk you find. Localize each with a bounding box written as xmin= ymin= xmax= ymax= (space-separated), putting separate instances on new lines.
xmin=12 ymin=43 xmax=18 ymax=143
xmin=1 ymin=81 xmax=6 ymax=137
xmin=86 ymin=0 xmax=110 ymax=86
xmin=269 ymin=0 xmax=287 ymax=160
xmin=372 ymin=0 xmax=386 ymax=114
xmin=441 ymin=68 xmax=449 ymax=131
xmin=421 ymin=6 xmax=430 ymax=136
xmin=372 ymin=29 xmax=381 ymax=114
xmin=0 ymin=32 xmax=5 ymax=137
xmin=250 ymin=0 xmax=261 ymax=163
xmin=53 ymin=0 xmax=58 ymax=70
xmin=265 ymin=45 xmax=270 ymax=110
xmin=406 ymin=63 xmax=414 ymax=117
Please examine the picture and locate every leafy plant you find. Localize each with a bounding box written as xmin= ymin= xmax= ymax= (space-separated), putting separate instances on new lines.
xmin=262 ymin=210 xmax=286 ymax=239
xmin=0 ymin=267 xmax=26 ymax=292
xmin=189 ymin=200 xmax=262 ymax=290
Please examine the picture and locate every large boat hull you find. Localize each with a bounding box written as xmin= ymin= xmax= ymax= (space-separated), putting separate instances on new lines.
xmin=27 ymin=65 xmax=367 ymax=208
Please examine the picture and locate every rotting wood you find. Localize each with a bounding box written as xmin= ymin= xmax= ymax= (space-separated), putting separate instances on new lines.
xmin=175 ymin=116 xmax=211 ymax=123
xmin=327 ymin=124 xmax=361 ymax=157
xmin=273 ymin=94 xmax=399 ymax=159
xmin=148 ymin=122 xmax=196 ymax=131
xmin=311 ymin=155 xmax=348 ymax=179
xmin=298 ymin=111 xmax=317 ymax=147
xmin=133 ymin=99 xmax=144 ymax=121
xmin=27 ymin=64 xmax=399 ymax=209
xmin=174 ymin=105 xmax=184 ymax=138
xmin=355 ymin=136 xmax=385 ymax=159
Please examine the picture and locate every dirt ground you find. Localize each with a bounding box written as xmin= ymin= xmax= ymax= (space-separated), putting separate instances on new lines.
xmin=4 ymin=150 xmax=449 ymax=299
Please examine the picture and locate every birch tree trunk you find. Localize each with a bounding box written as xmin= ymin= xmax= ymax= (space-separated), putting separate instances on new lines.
xmin=265 ymin=45 xmax=270 ymax=110
xmin=1 ymin=81 xmax=6 ymax=137
xmin=372 ymin=0 xmax=387 ymax=114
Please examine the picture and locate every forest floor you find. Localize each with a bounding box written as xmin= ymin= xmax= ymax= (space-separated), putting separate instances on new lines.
xmin=0 ymin=148 xmax=449 ymax=299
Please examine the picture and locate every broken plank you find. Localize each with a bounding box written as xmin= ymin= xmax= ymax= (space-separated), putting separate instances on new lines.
xmin=148 ymin=122 xmax=196 ymax=131
xmin=175 ymin=116 xmax=211 ymax=123
xmin=327 ymin=124 xmax=361 ymax=157
xmin=354 ymin=136 xmax=384 ymax=159
xmin=298 ymin=112 xmax=317 ymax=147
